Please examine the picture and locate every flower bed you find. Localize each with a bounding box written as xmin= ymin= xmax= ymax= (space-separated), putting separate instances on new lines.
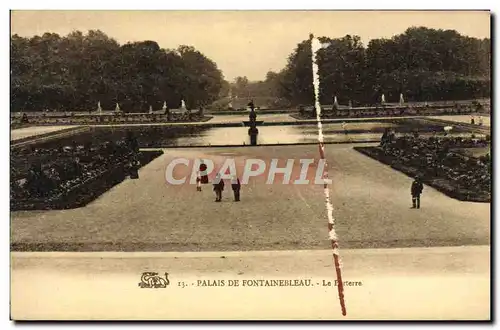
xmin=10 ymin=112 xmax=212 ymax=126
xmin=11 ymin=134 xmax=164 ymax=210
xmin=11 ymin=150 xmax=163 ymax=210
xmin=354 ymin=136 xmax=490 ymax=202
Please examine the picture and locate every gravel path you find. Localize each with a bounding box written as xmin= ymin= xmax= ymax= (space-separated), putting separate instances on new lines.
xmin=428 ymin=115 xmax=491 ymax=127
xmin=11 ymin=125 xmax=79 ymax=141
xmin=11 ymin=144 xmax=490 ymax=251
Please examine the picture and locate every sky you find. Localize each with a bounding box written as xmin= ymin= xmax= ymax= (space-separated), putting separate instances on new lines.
xmin=10 ymin=10 xmax=491 ymax=82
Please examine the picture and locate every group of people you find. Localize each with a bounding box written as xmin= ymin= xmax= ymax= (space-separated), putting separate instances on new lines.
xmin=195 ymin=172 xmax=241 ymax=202
xmin=470 ymin=115 xmax=485 ymax=125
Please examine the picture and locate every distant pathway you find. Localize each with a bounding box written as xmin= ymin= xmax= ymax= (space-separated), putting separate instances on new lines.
xmin=10 ymin=125 xmax=79 ymax=141
xmin=428 ymin=115 xmax=491 ymax=127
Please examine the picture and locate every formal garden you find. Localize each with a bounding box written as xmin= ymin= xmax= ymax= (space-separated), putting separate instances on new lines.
xmin=293 ymin=100 xmax=487 ymax=120
xmin=355 ymin=133 xmax=491 ymax=202
xmin=11 ymin=133 xmax=163 ymax=210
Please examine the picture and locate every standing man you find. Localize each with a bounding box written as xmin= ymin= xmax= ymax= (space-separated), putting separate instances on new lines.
xmin=213 ymin=174 xmax=224 ymax=202
xmin=411 ymin=177 xmax=424 ymax=209
xmin=231 ymin=176 xmax=241 ymax=202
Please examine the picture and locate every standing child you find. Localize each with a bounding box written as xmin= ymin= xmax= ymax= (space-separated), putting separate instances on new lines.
xmin=196 ymin=171 xmax=202 ymax=192
xmin=199 ymin=160 xmax=209 ymax=184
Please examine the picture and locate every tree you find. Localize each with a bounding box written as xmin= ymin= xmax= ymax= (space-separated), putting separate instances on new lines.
xmin=233 ymin=76 xmax=249 ymax=97
xmin=279 ymin=39 xmax=314 ymax=105
xmin=10 ymin=31 xmax=225 ymax=112
xmin=277 ymin=27 xmax=490 ymax=106
xmin=177 ymin=45 xmax=224 ymax=108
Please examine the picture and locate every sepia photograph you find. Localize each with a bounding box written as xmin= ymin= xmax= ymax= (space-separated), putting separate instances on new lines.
xmin=9 ymin=9 xmax=491 ymax=320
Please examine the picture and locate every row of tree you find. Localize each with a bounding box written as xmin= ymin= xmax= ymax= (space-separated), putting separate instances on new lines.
xmin=215 ymin=73 xmax=289 ymax=109
xmin=272 ymin=27 xmax=491 ymax=106
xmin=11 ymin=30 xmax=225 ymax=112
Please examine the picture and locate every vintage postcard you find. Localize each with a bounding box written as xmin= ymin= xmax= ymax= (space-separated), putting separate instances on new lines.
xmin=10 ymin=10 xmax=491 ymax=320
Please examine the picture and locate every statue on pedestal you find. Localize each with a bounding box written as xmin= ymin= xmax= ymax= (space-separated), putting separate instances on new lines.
xmin=333 ymin=96 xmax=339 ymax=110
xmin=115 ymin=103 xmax=122 ymax=115
xmin=162 ymin=101 xmax=171 ymax=121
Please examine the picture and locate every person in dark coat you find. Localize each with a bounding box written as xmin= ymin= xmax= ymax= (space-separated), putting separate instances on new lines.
xmin=213 ymin=174 xmax=224 ymax=202
xmin=129 ymin=158 xmax=139 ymax=179
xmin=411 ymin=177 xmax=424 ymax=209
xmin=21 ymin=113 xmax=29 ymax=124
xmin=231 ymin=176 xmax=241 ymax=202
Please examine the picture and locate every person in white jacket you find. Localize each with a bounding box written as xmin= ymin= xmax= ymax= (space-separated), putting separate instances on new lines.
xmin=196 ymin=171 xmax=202 ymax=192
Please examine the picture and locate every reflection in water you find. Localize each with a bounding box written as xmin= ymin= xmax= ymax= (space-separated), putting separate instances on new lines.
xmin=166 ymin=121 xmax=469 ymax=146
xmin=177 ymin=126 xmax=306 ymax=146
xmin=65 ymin=120 xmax=475 ymax=148
xmin=173 ymin=126 xmax=386 ymax=145
xmin=26 ymin=120 xmax=478 ymax=150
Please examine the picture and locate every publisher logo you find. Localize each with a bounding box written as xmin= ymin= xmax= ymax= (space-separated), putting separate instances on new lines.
xmin=138 ymin=272 xmax=170 ymax=288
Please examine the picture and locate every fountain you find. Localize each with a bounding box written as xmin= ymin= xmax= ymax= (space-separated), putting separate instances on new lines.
xmin=228 ymin=89 xmax=233 ymax=109
xmin=149 ymin=105 xmax=153 ymax=114
xmin=115 ymin=103 xmax=121 ymax=113
xmin=97 ymin=101 xmax=102 ymax=115
xmin=162 ymin=101 xmax=171 ymax=121
xmin=181 ymin=99 xmax=187 ymax=111
xmin=247 ymin=100 xmax=259 ymax=146
xmin=381 ymin=94 xmax=386 ymax=105
xmin=399 ymin=93 xmax=405 ymax=105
